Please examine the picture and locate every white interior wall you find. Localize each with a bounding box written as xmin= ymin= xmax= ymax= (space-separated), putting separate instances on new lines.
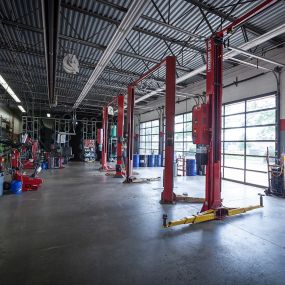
xmin=138 ymin=46 xmax=285 ymax=123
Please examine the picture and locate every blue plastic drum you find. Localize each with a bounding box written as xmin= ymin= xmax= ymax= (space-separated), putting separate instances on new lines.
xmin=11 ymin=180 xmax=22 ymax=194
xmin=133 ymin=154 xmax=140 ymax=167
xmin=147 ymin=154 xmax=155 ymax=167
xmin=186 ymin=159 xmax=196 ymax=176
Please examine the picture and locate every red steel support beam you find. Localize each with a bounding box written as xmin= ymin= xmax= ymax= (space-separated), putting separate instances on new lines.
xmin=126 ymin=85 xmax=135 ymax=180
xmin=220 ymin=0 xmax=276 ymax=35
xmin=161 ymin=56 xmax=176 ymax=203
xmin=200 ymin=0 xmax=274 ymax=211
xmin=114 ymin=94 xmax=125 ymax=177
xmin=101 ymin=106 xmax=108 ymax=170
xmin=201 ymin=36 xmax=223 ymax=211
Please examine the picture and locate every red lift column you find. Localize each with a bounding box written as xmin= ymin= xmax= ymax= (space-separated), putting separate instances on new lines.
xmin=101 ymin=106 xmax=108 ymax=170
xmin=201 ymin=35 xmax=223 ymax=211
xmin=114 ymin=94 xmax=125 ymax=178
xmin=125 ymin=86 xmax=135 ymax=181
xmin=161 ymin=56 xmax=176 ymax=203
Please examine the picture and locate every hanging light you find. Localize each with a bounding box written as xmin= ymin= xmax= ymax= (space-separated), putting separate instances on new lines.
xmin=0 ymin=74 xmax=21 ymax=103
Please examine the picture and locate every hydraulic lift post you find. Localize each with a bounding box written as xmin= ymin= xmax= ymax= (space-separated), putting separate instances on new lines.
xmin=163 ymin=0 xmax=275 ymax=228
xmin=101 ymin=106 xmax=108 ymax=170
xmin=125 ymin=57 xmax=175 ymax=189
xmin=114 ymin=94 xmax=125 ymax=177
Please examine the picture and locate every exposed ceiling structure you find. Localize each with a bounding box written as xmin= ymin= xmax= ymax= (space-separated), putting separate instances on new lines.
xmin=0 ymin=0 xmax=284 ymax=118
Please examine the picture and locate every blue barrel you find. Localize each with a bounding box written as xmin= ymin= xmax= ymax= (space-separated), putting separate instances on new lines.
xmin=139 ymin=155 xmax=148 ymax=167
xmin=0 ymin=172 xmax=4 ymax=196
xmin=41 ymin=162 xmax=48 ymax=170
xmin=11 ymin=180 xmax=22 ymax=194
xmin=155 ymin=154 xmax=162 ymax=167
xmin=147 ymin=154 xmax=155 ymax=167
xmin=133 ymin=154 xmax=140 ymax=167
xmin=186 ymin=159 xmax=196 ymax=176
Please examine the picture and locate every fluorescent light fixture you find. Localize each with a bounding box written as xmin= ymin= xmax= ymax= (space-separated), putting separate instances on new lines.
xmin=18 ymin=105 xmax=26 ymax=113
xmin=47 ymin=113 xmax=51 ymax=118
xmin=0 ymin=75 xmax=21 ymax=103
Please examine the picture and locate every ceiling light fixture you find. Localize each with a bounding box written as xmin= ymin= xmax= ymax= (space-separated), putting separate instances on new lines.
xmin=47 ymin=113 xmax=51 ymax=118
xmin=18 ymin=105 xmax=26 ymax=113
xmin=0 ymin=74 xmax=21 ymax=103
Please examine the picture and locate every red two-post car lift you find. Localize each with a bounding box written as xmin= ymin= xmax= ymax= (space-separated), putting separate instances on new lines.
xmin=163 ymin=0 xmax=276 ymax=228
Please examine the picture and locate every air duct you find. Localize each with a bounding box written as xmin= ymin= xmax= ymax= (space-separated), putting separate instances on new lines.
xmin=73 ymin=0 xmax=150 ymax=109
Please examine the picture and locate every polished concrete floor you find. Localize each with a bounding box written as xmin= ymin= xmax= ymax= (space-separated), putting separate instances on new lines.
xmin=0 ymin=162 xmax=285 ymax=285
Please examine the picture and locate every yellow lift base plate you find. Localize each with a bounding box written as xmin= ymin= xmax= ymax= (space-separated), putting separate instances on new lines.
xmin=163 ymin=194 xmax=264 ymax=228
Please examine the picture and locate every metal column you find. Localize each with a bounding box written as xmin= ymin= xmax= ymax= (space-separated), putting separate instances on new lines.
xmin=161 ymin=56 xmax=176 ymax=203
xmin=101 ymin=106 xmax=108 ymax=170
xmin=126 ymin=86 xmax=135 ymax=181
xmin=114 ymin=94 xmax=125 ymax=177
xmin=201 ymin=36 xmax=223 ymax=211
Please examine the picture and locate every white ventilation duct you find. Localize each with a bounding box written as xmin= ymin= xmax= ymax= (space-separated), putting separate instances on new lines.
xmin=73 ymin=0 xmax=150 ymax=109
xmin=136 ymin=23 xmax=285 ymax=105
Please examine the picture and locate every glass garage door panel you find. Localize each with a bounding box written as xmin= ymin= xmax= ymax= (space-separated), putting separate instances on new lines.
xmin=246 ymin=126 xmax=275 ymax=141
xmin=246 ymin=156 xmax=267 ymax=172
xmin=246 ymin=171 xmax=268 ymax=186
xmin=224 ymin=142 xmax=244 ymax=155
xmin=222 ymin=94 xmax=276 ymax=187
xmin=224 ymin=155 xmax=244 ymax=168
xmin=246 ymin=142 xmax=275 ymax=156
xmin=246 ymin=109 xmax=276 ymax=126
xmin=140 ymin=119 xmax=159 ymax=154
xmin=224 ymin=114 xmax=245 ymax=128
xmin=224 ymin=128 xmax=245 ymax=141
xmin=224 ymin=168 xmax=244 ymax=182
xmin=247 ymin=95 xmax=276 ymax=112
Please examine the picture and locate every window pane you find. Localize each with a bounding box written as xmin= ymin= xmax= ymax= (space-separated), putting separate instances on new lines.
xmin=224 ymin=114 xmax=245 ymax=128
xmin=224 ymin=142 xmax=244 ymax=155
xmin=145 ymin=135 xmax=151 ymax=142
xmin=140 ymin=128 xmax=145 ymax=135
xmin=140 ymin=123 xmax=145 ymax=128
xmin=184 ymin=122 xmax=192 ymax=132
xmin=151 ymin=135 xmax=158 ymax=142
xmin=225 ymin=102 xmax=245 ymax=115
xmin=175 ymin=132 xmax=183 ymax=141
xmin=246 ymin=142 xmax=275 ymax=156
xmin=224 ymin=128 xmax=245 ymax=141
xmin=246 ymin=156 xmax=267 ymax=172
xmin=246 ymin=171 xmax=268 ymax=186
xmin=246 ymin=126 xmax=275 ymax=140
xmin=175 ymin=123 xmax=183 ymax=132
xmin=184 ymin=142 xmax=196 ymax=153
xmin=152 ymin=120 xmax=159 ymax=127
xmin=185 ymin=113 xmax=192 ymax=122
xmin=140 ymin=136 xmax=145 ymax=143
xmin=184 ymin=132 xmax=192 ymax=141
xmin=145 ymin=143 xmax=151 ymax=149
xmin=224 ymin=155 xmax=244 ymax=168
xmin=224 ymin=168 xmax=244 ymax=182
xmin=152 ymin=127 xmax=159 ymax=134
xmin=175 ymin=142 xmax=183 ymax=151
xmin=152 ymin=142 xmax=159 ymax=150
xmin=247 ymin=95 xmax=275 ymax=112
xmin=146 ymin=128 xmax=151 ymax=135
xmin=175 ymin=115 xmax=184 ymax=123
xmin=145 ymin=122 xmax=151 ymax=128
xmin=246 ymin=109 xmax=275 ymax=126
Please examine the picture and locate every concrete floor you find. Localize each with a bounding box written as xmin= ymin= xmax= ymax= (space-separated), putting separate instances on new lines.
xmin=0 ymin=162 xmax=285 ymax=285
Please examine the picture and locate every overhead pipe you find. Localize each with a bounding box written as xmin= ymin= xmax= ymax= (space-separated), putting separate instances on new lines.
xmin=41 ymin=0 xmax=61 ymax=107
xmin=73 ymin=0 xmax=151 ymax=109
xmin=135 ymin=23 xmax=285 ymax=104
